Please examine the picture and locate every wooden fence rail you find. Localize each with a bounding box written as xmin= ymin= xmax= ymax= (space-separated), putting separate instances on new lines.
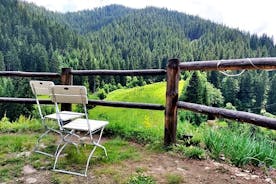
xmin=0 ymin=71 xmax=60 ymax=78
xmin=0 ymin=97 xmax=165 ymax=111
xmin=179 ymin=57 xmax=276 ymax=71
xmin=177 ymin=101 xmax=276 ymax=130
xmin=71 ymin=69 xmax=166 ymax=76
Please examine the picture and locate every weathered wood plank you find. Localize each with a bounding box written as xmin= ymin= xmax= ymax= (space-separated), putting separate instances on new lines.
xmin=164 ymin=59 xmax=180 ymax=146
xmin=177 ymin=101 xmax=276 ymax=130
xmin=88 ymin=100 xmax=165 ymax=110
xmin=71 ymin=69 xmax=166 ymax=76
xmin=0 ymin=97 xmax=165 ymax=111
xmin=0 ymin=71 xmax=60 ymax=78
xmin=179 ymin=57 xmax=276 ymax=71
xmin=60 ymin=68 xmax=73 ymax=111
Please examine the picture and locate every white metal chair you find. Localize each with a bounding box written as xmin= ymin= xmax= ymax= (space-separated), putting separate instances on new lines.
xmin=50 ymin=85 xmax=108 ymax=177
xmin=30 ymin=80 xmax=84 ymax=157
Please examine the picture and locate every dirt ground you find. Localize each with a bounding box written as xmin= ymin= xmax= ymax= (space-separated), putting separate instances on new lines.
xmin=12 ymin=142 xmax=276 ymax=184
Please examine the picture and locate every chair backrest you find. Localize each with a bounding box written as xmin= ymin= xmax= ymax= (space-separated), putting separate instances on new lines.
xmin=30 ymin=80 xmax=54 ymax=96
xmin=30 ymin=80 xmax=55 ymax=119
xmin=51 ymin=85 xmax=88 ymax=104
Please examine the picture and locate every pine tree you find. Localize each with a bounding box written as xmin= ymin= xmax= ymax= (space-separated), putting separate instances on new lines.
xmin=267 ymin=74 xmax=276 ymax=114
xmin=0 ymin=51 xmax=4 ymax=70
xmin=253 ymin=71 xmax=269 ymax=113
xmin=181 ymin=71 xmax=204 ymax=104
xmin=221 ymin=77 xmax=240 ymax=106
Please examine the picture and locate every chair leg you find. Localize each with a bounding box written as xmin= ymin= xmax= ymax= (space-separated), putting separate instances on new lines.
xmin=53 ymin=142 xmax=68 ymax=170
xmin=53 ymin=132 xmax=79 ymax=171
xmin=84 ymin=127 xmax=108 ymax=176
xmin=33 ymin=129 xmax=54 ymax=157
xmin=62 ymin=130 xmax=80 ymax=154
xmin=53 ymin=127 xmax=108 ymax=177
xmin=34 ymin=125 xmax=64 ymax=157
xmin=93 ymin=127 xmax=108 ymax=157
xmin=94 ymin=143 xmax=108 ymax=157
xmin=53 ymin=137 xmax=84 ymax=176
xmin=84 ymin=146 xmax=97 ymax=176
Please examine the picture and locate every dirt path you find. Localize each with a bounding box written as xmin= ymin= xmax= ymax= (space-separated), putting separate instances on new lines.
xmin=15 ymin=142 xmax=276 ymax=184
xmin=88 ymin=151 xmax=275 ymax=184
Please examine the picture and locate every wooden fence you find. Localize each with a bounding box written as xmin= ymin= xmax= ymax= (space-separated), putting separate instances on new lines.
xmin=0 ymin=57 xmax=276 ymax=146
xmin=165 ymin=57 xmax=276 ymax=145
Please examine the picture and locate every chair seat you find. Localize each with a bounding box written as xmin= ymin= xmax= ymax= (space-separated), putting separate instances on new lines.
xmin=45 ymin=111 xmax=84 ymax=121
xmin=62 ymin=119 xmax=108 ymax=132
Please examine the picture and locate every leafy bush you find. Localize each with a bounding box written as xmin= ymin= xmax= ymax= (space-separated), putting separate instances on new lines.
xmin=96 ymin=88 xmax=107 ymax=100
xmin=0 ymin=115 xmax=43 ymax=133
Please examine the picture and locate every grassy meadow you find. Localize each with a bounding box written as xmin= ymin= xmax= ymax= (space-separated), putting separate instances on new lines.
xmin=89 ymin=81 xmax=185 ymax=143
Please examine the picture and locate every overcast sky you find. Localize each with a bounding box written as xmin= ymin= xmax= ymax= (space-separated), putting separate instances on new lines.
xmin=23 ymin=0 xmax=275 ymax=42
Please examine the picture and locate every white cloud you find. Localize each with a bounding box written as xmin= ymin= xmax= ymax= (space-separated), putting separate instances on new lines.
xmin=22 ymin=0 xmax=276 ymax=41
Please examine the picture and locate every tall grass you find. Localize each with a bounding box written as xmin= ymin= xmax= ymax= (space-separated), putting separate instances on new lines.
xmin=204 ymin=127 xmax=276 ymax=167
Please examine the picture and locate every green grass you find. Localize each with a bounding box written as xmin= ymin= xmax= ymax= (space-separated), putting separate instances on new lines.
xmin=177 ymin=120 xmax=276 ymax=168
xmin=0 ymin=133 xmax=39 ymax=181
xmin=0 ymin=129 xmax=141 ymax=182
xmin=204 ymin=127 xmax=276 ymax=167
xmin=59 ymin=137 xmax=141 ymax=166
xmin=89 ymin=81 xmax=185 ymax=143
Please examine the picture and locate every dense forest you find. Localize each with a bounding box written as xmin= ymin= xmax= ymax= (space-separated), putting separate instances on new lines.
xmin=0 ymin=0 xmax=275 ymax=120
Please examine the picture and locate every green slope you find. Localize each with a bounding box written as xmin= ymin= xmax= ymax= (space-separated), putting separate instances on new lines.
xmin=89 ymin=81 xmax=185 ymax=142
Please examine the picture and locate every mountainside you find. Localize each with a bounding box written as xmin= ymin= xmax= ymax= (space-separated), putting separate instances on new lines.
xmin=60 ymin=5 xmax=133 ymax=34
xmin=0 ymin=1 xmax=276 ymax=119
xmin=60 ymin=5 xmax=276 ymax=114
xmin=60 ymin=5 xmax=276 ymax=73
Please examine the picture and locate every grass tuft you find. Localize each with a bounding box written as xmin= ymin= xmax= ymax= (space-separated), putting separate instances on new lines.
xmin=127 ymin=172 xmax=156 ymax=184
xmin=166 ymin=173 xmax=184 ymax=184
xmin=173 ymin=144 xmax=206 ymax=159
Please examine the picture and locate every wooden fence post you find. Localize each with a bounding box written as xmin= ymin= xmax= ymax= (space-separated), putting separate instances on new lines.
xmin=60 ymin=68 xmax=73 ymax=111
xmin=164 ymin=59 xmax=180 ymax=146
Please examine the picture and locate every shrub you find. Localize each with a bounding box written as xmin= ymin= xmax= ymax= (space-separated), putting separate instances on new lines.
xmin=127 ymin=173 xmax=156 ymax=184
xmin=0 ymin=115 xmax=43 ymax=133
xmin=173 ymin=144 xmax=205 ymax=159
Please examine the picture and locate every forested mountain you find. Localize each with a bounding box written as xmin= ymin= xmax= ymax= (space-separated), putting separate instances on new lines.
xmin=60 ymin=6 xmax=276 ymax=115
xmin=60 ymin=5 xmax=133 ymax=34
xmin=0 ymin=0 xmax=275 ymax=120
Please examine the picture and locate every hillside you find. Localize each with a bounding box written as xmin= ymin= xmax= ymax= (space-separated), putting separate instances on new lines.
xmin=89 ymin=81 xmax=185 ymax=142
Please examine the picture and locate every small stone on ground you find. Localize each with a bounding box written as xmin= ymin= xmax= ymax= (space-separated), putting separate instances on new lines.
xmin=23 ymin=165 xmax=37 ymax=175
xmin=26 ymin=177 xmax=37 ymax=184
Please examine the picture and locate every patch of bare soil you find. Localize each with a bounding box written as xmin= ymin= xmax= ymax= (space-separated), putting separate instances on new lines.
xmin=11 ymin=142 xmax=276 ymax=184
